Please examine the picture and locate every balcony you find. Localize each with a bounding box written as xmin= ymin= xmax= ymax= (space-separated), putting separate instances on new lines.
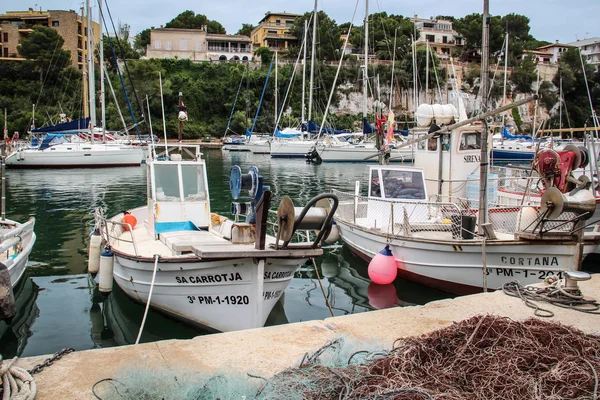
xmin=207 ymin=45 xmax=251 ymax=53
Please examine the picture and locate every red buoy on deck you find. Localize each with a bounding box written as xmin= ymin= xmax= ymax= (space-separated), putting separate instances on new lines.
xmin=122 ymin=213 xmax=137 ymax=231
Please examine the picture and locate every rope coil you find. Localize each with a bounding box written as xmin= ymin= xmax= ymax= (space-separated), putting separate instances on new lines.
xmin=0 ymin=357 xmax=36 ymax=400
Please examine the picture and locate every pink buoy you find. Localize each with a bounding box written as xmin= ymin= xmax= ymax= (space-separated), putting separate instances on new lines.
xmin=368 ymin=245 xmax=398 ymax=285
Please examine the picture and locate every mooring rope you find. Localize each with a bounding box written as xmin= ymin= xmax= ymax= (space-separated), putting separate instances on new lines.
xmin=503 ymin=280 xmax=600 ymax=317
xmin=135 ymin=254 xmax=160 ymax=345
xmin=311 ymin=258 xmax=335 ymax=317
xmin=0 ymin=357 xmax=36 ymax=400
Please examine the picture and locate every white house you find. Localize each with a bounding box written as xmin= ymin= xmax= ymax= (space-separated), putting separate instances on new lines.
xmin=568 ymin=37 xmax=600 ymax=69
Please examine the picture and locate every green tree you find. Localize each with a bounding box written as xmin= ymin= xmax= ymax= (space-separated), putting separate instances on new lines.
xmin=236 ymin=24 xmax=255 ymax=37
xmin=453 ymin=13 xmax=503 ymax=60
xmin=17 ymin=26 xmax=72 ymax=79
xmin=165 ymin=10 xmax=225 ymax=34
xmin=290 ymin=11 xmax=342 ymax=61
xmin=133 ymin=28 xmax=152 ymax=55
xmin=254 ymin=47 xmax=272 ymax=65
xmin=552 ymin=48 xmax=598 ymax=127
xmin=102 ymin=34 xmax=140 ymax=69
xmin=510 ymin=55 xmax=537 ymax=93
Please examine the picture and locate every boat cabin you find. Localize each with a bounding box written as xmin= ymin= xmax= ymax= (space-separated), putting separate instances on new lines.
xmin=146 ymin=153 xmax=211 ymax=239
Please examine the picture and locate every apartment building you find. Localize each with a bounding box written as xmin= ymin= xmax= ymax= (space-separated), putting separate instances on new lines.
xmin=146 ymin=27 xmax=252 ymax=61
xmin=0 ymin=8 xmax=100 ymax=69
xmin=250 ymin=12 xmax=300 ymax=52
xmin=411 ymin=17 xmax=463 ymax=59
xmin=568 ymin=37 xmax=600 ymax=69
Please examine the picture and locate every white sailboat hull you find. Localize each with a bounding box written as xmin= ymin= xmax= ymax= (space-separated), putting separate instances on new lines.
xmin=319 ymin=146 xmax=414 ymax=163
xmin=336 ymin=218 xmax=589 ymax=295
xmin=6 ymin=143 xmax=144 ymax=168
xmin=113 ymin=253 xmax=306 ymax=332
xmin=270 ymin=140 xmax=315 ymax=158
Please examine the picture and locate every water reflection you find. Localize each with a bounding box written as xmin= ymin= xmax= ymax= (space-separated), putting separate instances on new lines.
xmin=2 ymin=151 xmax=454 ymax=357
xmin=0 ymin=273 xmax=40 ymax=358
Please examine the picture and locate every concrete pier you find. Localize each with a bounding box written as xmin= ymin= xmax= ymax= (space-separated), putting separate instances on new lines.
xmin=16 ymin=276 xmax=600 ymax=399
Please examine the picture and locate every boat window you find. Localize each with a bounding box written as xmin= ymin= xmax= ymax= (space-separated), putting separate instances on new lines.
xmin=154 ymin=165 xmax=181 ymax=201
xmin=427 ymin=138 xmax=438 ymax=151
xmin=181 ymin=164 xmax=207 ymax=201
xmin=370 ymin=169 xmax=381 ymax=198
xmin=418 ymin=140 xmax=426 ymax=150
xmin=382 ymin=170 xmax=426 ymax=200
xmin=459 ymin=132 xmax=481 ymax=150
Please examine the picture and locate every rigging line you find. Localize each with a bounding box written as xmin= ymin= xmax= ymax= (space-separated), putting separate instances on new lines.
xmin=103 ymin=0 xmax=146 ymax=135
xmin=275 ymin=40 xmax=306 ymax=133
xmin=429 ymin=47 xmax=443 ymax=102
xmin=249 ymin=59 xmax=274 ymax=135
xmin=224 ymin=75 xmax=245 ymax=137
xmin=316 ymin=0 xmax=361 ymax=140
xmin=34 ymin=30 xmax=64 ymax=109
xmin=99 ymin=4 xmax=140 ymax=138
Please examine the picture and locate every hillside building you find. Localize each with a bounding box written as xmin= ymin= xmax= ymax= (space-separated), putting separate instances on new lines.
xmin=0 ymin=8 xmax=99 ymax=70
xmin=250 ymin=12 xmax=300 ymax=52
xmin=411 ymin=17 xmax=463 ymax=59
xmin=568 ymin=37 xmax=600 ymax=69
xmin=145 ymin=27 xmax=252 ymax=62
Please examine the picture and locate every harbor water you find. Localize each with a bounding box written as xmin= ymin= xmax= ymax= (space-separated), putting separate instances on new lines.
xmin=1 ymin=149 xmax=597 ymax=358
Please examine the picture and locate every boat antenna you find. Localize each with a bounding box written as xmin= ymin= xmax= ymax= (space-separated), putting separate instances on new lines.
xmin=159 ymin=71 xmax=169 ymax=157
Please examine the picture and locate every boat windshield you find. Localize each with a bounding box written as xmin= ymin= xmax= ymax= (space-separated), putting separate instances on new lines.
xmin=381 ymin=170 xmax=426 ymax=200
xmin=154 ymin=164 xmax=181 ymax=201
xmin=181 ymin=164 xmax=207 ymax=201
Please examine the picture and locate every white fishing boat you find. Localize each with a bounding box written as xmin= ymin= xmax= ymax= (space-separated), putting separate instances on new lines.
xmin=333 ymin=96 xmax=600 ymax=294
xmin=0 ymin=218 xmax=36 ymax=290
xmin=91 ymin=144 xmax=337 ymax=332
xmin=0 ymin=148 xmax=37 ymax=324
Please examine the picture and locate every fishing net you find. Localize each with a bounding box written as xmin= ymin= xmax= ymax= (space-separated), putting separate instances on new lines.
xmin=95 ymin=315 xmax=600 ymax=400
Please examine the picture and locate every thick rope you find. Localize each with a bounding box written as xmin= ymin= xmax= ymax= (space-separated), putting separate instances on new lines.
xmin=0 ymin=357 xmax=36 ymax=400
xmin=135 ymin=254 xmax=160 ymax=344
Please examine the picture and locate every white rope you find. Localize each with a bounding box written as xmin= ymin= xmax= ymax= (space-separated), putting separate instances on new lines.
xmin=0 ymin=357 xmax=36 ymax=400
xmin=135 ymin=254 xmax=160 ymax=345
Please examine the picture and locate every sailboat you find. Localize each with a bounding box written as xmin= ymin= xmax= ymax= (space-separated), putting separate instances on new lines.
xmin=5 ymin=0 xmax=144 ymax=168
xmin=310 ymin=0 xmax=414 ymax=163
xmin=332 ymin=4 xmax=600 ymax=294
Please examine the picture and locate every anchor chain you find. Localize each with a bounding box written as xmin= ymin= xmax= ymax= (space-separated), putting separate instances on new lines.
xmin=28 ymin=348 xmax=75 ymax=375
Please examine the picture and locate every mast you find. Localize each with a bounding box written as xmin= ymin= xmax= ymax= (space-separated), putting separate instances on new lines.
xmin=426 ymin=40 xmax=431 ymax=104
xmin=308 ymin=0 xmax=317 ymax=122
xmin=301 ymin=20 xmax=308 ymax=125
xmin=501 ymin=32 xmax=509 ymax=127
xmin=274 ymin=51 xmax=278 ymax=126
xmin=178 ymin=91 xmax=183 ymax=142
xmin=389 ymin=28 xmax=397 ymax=109
xmin=81 ymin=6 xmax=89 ymax=120
xmin=478 ymin=0 xmax=490 ymax=235
xmin=159 ymin=72 xmax=169 ymax=156
xmin=99 ymin=0 xmax=106 ymax=142
xmin=362 ymin=0 xmax=369 ymax=121
xmin=245 ymin=61 xmax=250 ymax=133
xmin=412 ymin=35 xmax=418 ymax=115
xmin=87 ymin=1 xmax=96 ymax=131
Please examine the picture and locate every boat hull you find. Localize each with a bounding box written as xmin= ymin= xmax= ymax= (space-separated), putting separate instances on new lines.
xmin=113 ymin=253 xmax=307 ymax=332
xmin=335 ymin=218 xmax=588 ymax=295
xmin=270 ymin=141 xmax=315 ymax=158
xmin=6 ymin=144 xmax=144 ymax=168
xmin=319 ymin=146 xmax=414 ymax=163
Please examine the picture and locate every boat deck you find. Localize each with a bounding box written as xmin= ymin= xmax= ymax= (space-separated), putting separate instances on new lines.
xmin=111 ymin=221 xmax=322 ymax=260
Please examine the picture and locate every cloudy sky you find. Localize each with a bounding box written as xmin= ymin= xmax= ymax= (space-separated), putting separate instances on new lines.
xmin=2 ymin=0 xmax=598 ymax=44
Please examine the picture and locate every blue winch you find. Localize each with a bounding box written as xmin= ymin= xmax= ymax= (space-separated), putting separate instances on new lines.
xmin=229 ymin=165 xmax=270 ymax=224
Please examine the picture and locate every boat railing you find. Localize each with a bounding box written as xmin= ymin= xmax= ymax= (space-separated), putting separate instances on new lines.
xmin=0 ymin=218 xmax=35 ymax=254
xmin=150 ymin=144 xmax=201 ymax=161
xmin=333 ymin=189 xmax=466 ymax=240
xmin=96 ymin=214 xmax=139 ymax=257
